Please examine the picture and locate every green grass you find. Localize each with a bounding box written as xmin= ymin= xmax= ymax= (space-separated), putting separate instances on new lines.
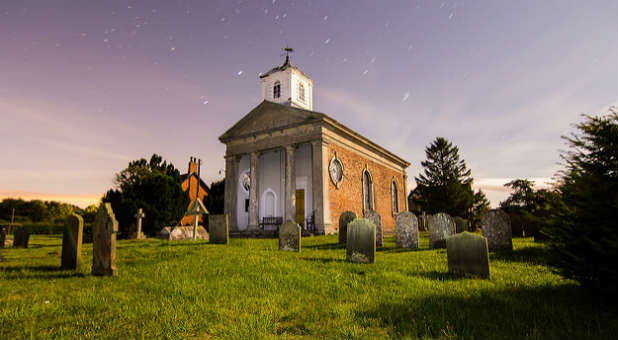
xmin=0 ymin=233 xmax=615 ymax=339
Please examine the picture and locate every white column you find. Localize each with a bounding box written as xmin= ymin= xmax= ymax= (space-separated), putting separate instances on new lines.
xmin=311 ymin=139 xmax=332 ymax=234
xmin=284 ymin=145 xmax=296 ymax=223
xmin=403 ymin=174 xmax=409 ymax=212
xmin=224 ymin=155 xmax=238 ymax=231
xmin=248 ymin=151 xmax=259 ymax=230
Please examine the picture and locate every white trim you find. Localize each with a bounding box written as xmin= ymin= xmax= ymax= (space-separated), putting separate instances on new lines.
xmin=391 ymin=177 xmax=399 ymax=216
xmin=239 ymin=169 xmax=250 ymax=193
xmin=362 ymin=166 xmax=375 ymax=213
xmin=260 ymin=188 xmax=277 ymax=218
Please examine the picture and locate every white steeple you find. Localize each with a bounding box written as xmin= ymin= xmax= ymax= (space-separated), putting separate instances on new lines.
xmin=259 ymin=49 xmax=313 ymax=111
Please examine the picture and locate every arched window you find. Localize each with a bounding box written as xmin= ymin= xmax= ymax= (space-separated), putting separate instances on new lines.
xmin=391 ymin=180 xmax=399 ymax=214
xmin=362 ymin=169 xmax=374 ymax=212
xmin=273 ymin=81 xmax=281 ymax=99
xmin=298 ymin=82 xmax=305 ymax=102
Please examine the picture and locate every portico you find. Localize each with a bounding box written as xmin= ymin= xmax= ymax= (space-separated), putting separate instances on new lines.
xmin=221 ymin=107 xmax=332 ymax=234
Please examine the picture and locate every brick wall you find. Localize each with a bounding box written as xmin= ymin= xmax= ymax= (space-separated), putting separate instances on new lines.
xmin=180 ymin=175 xmax=208 ymax=225
xmin=327 ymin=143 xmax=406 ymax=235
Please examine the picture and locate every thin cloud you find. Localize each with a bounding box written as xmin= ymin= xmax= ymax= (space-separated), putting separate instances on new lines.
xmin=36 ymin=138 xmax=129 ymax=161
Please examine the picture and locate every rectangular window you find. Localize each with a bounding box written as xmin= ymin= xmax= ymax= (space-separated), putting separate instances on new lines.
xmin=245 ymin=199 xmax=249 ymax=212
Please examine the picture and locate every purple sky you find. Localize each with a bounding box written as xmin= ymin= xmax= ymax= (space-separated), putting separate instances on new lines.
xmin=1 ymin=0 xmax=616 ymax=208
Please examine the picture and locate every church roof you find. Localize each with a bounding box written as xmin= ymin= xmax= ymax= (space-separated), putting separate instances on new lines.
xmin=219 ymin=100 xmax=410 ymax=168
xmin=180 ymin=173 xmax=210 ymax=195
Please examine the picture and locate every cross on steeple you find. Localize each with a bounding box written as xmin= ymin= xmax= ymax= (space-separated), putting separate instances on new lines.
xmin=281 ymin=46 xmax=294 ymax=65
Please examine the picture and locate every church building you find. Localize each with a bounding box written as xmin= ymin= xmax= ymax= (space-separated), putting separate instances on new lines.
xmin=219 ymin=55 xmax=410 ymax=235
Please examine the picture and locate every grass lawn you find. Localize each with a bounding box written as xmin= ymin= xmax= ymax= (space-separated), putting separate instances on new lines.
xmin=0 ymin=233 xmax=616 ymax=339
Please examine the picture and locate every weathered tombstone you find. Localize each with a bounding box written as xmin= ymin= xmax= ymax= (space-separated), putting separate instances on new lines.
xmin=346 ymin=218 xmax=376 ymax=263
xmin=131 ymin=208 xmax=146 ymax=240
xmin=446 ymin=231 xmax=490 ymax=279
xmin=159 ymin=226 xmax=208 ymax=240
xmin=209 ymin=214 xmax=229 ymax=244
xmin=62 ymin=213 xmax=83 ymax=270
xmin=0 ymin=226 xmax=7 ymax=248
xmin=395 ymin=211 xmax=419 ymax=249
xmin=279 ymin=220 xmax=301 ymax=252
xmin=13 ymin=226 xmax=30 ymax=248
xmin=453 ymin=216 xmax=467 ymax=233
xmin=92 ymin=203 xmax=118 ymax=276
xmin=364 ymin=210 xmax=382 ymax=247
xmin=428 ymin=212 xmax=456 ymax=249
xmin=338 ymin=211 xmax=357 ymax=244
xmin=482 ymin=209 xmax=512 ymax=250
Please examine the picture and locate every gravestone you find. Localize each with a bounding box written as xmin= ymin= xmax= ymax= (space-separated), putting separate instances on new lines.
xmin=428 ymin=212 xmax=456 ymax=249
xmin=364 ymin=210 xmax=382 ymax=247
xmin=131 ymin=208 xmax=146 ymax=240
xmin=446 ymin=231 xmax=490 ymax=279
xmin=13 ymin=226 xmax=30 ymax=248
xmin=61 ymin=214 xmax=84 ymax=270
xmin=338 ymin=211 xmax=357 ymax=244
xmin=159 ymin=226 xmax=209 ymax=240
xmin=0 ymin=226 xmax=7 ymax=248
xmin=92 ymin=203 xmax=118 ymax=276
xmin=279 ymin=220 xmax=301 ymax=252
xmin=482 ymin=209 xmax=512 ymax=250
xmin=346 ymin=218 xmax=376 ymax=263
xmin=395 ymin=211 xmax=419 ymax=248
xmin=209 ymin=214 xmax=229 ymax=244
xmin=453 ymin=217 xmax=467 ymax=233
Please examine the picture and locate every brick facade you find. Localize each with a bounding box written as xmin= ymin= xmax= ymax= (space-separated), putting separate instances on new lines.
xmin=327 ymin=142 xmax=406 ymax=235
xmin=180 ymin=160 xmax=209 ymax=226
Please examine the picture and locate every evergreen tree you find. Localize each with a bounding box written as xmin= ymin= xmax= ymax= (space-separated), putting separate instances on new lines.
xmin=545 ymin=107 xmax=618 ymax=295
xmin=470 ymin=189 xmax=490 ymax=230
xmin=103 ymin=154 xmax=189 ymax=237
xmin=413 ymin=137 xmax=476 ymax=218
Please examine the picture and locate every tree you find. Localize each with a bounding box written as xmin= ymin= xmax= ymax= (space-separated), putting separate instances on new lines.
xmin=500 ymin=179 xmax=536 ymax=210
xmin=103 ymin=154 xmax=189 ymax=237
xmin=205 ymin=179 xmax=224 ymax=215
xmin=470 ymin=189 xmax=490 ymax=230
xmin=545 ymin=107 xmax=618 ymax=295
xmin=82 ymin=204 xmax=99 ymax=224
xmin=413 ymin=137 xmax=476 ymax=218
xmin=500 ymin=179 xmax=539 ymax=237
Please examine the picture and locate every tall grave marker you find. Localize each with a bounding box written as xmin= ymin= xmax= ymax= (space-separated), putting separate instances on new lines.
xmin=364 ymin=210 xmax=383 ymax=247
xmin=346 ymin=218 xmax=376 ymax=263
xmin=338 ymin=211 xmax=357 ymax=245
xmin=482 ymin=209 xmax=513 ymax=250
xmin=92 ymin=203 xmax=118 ymax=276
xmin=446 ymin=231 xmax=490 ymax=279
xmin=395 ymin=211 xmax=419 ymax=249
xmin=62 ymin=213 xmax=83 ymax=270
xmin=279 ymin=220 xmax=301 ymax=252
xmin=132 ymin=208 xmax=146 ymax=240
xmin=428 ymin=212 xmax=456 ymax=249
xmin=209 ymin=214 xmax=229 ymax=244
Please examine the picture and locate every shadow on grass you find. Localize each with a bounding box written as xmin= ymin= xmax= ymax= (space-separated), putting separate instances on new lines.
xmin=303 ymin=243 xmax=345 ymax=250
xmin=379 ymin=246 xmax=434 ymax=254
xmin=490 ymin=246 xmax=549 ymax=264
xmin=0 ymin=265 xmax=86 ymax=280
xmin=417 ymin=270 xmax=461 ymax=281
xmin=299 ymin=257 xmax=346 ymax=264
xmin=356 ymin=284 xmax=616 ymax=339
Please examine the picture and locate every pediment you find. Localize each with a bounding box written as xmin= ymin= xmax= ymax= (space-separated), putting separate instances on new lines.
xmin=219 ymin=101 xmax=324 ymax=142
